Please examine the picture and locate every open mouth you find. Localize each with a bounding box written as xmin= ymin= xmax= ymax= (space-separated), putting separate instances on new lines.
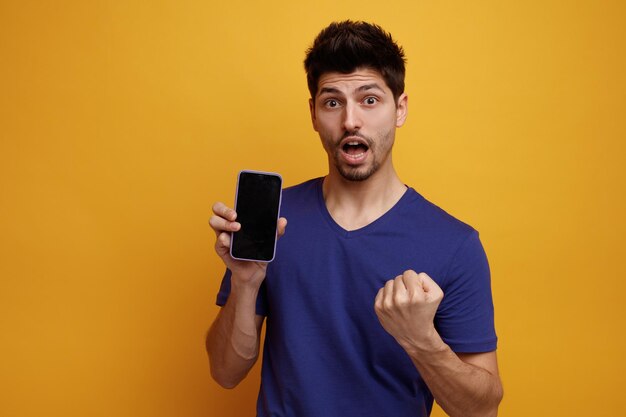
xmin=343 ymin=141 xmax=369 ymax=155
xmin=340 ymin=138 xmax=370 ymax=162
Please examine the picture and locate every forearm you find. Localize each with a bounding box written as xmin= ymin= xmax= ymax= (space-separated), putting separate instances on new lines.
xmin=406 ymin=336 xmax=503 ymax=417
xmin=206 ymin=281 xmax=263 ymax=389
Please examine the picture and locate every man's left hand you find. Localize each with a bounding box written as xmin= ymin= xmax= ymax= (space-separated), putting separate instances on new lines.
xmin=374 ymin=270 xmax=445 ymax=353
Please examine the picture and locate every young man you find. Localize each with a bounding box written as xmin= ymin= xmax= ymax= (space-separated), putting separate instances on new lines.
xmin=207 ymin=21 xmax=503 ymax=417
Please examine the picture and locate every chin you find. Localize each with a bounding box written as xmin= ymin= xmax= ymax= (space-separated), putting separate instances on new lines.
xmin=338 ymin=164 xmax=379 ymax=182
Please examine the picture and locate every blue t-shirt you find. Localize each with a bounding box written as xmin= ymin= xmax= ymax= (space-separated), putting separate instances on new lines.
xmin=217 ymin=178 xmax=497 ymax=417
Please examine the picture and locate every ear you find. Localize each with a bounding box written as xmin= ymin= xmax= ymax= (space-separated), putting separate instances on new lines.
xmin=309 ymin=98 xmax=318 ymax=132
xmin=395 ymin=93 xmax=408 ymax=128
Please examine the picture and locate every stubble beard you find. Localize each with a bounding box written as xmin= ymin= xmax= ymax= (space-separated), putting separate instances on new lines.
xmin=337 ymin=157 xmax=379 ymax=182
xmin=330 ymin=130 xmax=394 ymax=182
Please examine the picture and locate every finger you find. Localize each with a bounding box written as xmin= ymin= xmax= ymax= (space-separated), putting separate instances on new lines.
xmin=277 ymin=217 xmax=288 ymax=238
xmin=417 ymin=272 xmax=444 ymax=299
xmin=374 ymin=287 xmax=384 ymax=312
xmin=393 ymin=274 xmax=409 ymax=301
xmin=212 ymin=202 xmax=237 ymax=221
xmin=209 ymin=214 xmax=241 ymax=236
xmin=401 ymin=270 xmax=423 ymax=296
xmin=383 ymin=279 xmax=395 ymax=308
xmin=416 ymin=272 xmax=442 ymax=294
xmin=215 ymin=232 xmax=231 ymax=256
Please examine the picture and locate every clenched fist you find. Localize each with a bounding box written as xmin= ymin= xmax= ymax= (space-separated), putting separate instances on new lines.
xmin=374 ymin=270 xmax=445 ymax=353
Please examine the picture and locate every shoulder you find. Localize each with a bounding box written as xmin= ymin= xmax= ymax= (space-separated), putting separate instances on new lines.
xmin=401 ymin=188 xmax=476 ymax=240
xmin=280 ymin=177 xmax=322 ymax=206
xmin=396 ymin=188 xmax=486 ymax=282
xmin=404 ymin=191 xmax=491 ymax=289
xmin=277 ymin=177 xmax=323 ymax=220
xmin=282 ymin=177 xmax=322 ymax=196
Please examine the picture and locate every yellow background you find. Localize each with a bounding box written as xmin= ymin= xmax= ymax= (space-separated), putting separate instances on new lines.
xmin=1 ymin=1 xmax=625 ymax=416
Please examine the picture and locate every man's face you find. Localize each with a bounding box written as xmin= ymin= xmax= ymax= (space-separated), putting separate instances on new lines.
xmin=310 ymin=68 xmax=407 ymax=182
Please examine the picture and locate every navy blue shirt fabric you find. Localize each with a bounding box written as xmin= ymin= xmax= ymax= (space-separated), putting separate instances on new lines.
xmin=216 ymin=178 xmax=497 ymax=417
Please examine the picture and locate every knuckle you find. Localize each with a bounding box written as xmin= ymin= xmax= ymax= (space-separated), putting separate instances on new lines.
xmin=383 ymin=298 xmax=395 ymax=311
xmin=210 ymin=216 xmax=227 ymax=231
xmin=212 ymin=202 xmax=223 ymax=212
xmin=213 ymin=202 xmax=235 ymax=219
xmin=217 ymin=232 xmax=230 ymax=246
xmin=393 ymin=297 xmax=408 ymax=308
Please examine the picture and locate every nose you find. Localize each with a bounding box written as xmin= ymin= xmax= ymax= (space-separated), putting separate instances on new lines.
xmin=342 ymin=101 xmax=362 ymax=132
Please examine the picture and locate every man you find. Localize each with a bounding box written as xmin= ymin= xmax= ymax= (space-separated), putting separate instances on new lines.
xmin=207 ymin=21 xmax=503 ymax=417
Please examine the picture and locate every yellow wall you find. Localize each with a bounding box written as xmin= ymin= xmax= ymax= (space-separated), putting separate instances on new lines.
xmin=1 ymin=1 xmax=625 ymax=416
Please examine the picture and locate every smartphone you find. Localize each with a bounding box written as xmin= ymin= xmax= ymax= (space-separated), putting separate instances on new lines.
xmin=230 ymin=170 xmax=283 ymax=262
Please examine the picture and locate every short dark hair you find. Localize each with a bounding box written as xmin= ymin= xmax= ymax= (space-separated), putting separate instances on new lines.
xmin=304 ymin=20 xmax=406 ymax=102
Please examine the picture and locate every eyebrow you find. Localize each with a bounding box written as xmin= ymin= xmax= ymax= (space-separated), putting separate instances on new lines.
xmin=357 ymin=83 xmax=386 ymax=94
xmin=317 ymin=83 xmax=387 ymax=97
xmin=318 ymin=87 xmax=342 ymax=96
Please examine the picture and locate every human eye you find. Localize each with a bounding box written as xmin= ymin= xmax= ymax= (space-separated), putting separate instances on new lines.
xmin=324 ymin=99 xmax=341 ymax=109
xmin=363 ymin=96 xmax=378 ymax=105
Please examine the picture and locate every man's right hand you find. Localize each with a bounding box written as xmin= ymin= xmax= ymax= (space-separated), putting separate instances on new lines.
xmin=209 ymin=202 xmax=287 ymax=289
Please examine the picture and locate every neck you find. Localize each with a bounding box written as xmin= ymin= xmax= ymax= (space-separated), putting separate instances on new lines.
xmin=322 ymin=163 xmax=407 ymax=231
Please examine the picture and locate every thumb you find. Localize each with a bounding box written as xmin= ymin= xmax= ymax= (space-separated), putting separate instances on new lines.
xmin=277 ymin=217 xmax=288 ymax=238
xmin=215 ymin=232 xmax=232 ymax=258
xmin=417 ymin=272 xmax=443 ymax=300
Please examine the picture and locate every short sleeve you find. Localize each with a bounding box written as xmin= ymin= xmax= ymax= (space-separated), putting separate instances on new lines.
xmin=435 ymin=230 xmax=498 ymax=353
xmin=215 ymin=269 xmax=269 ymax=316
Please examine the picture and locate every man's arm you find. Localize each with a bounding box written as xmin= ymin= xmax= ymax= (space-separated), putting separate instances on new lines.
xmin=375 ymin=270 xmax=503 ymax=417
xmin=206 ymin=288 xmax=265 ymax=389
xmin=206 ymin=202 xmax=286 ymax=388
xmin=406 ymin=344 xmax=502 ymax=416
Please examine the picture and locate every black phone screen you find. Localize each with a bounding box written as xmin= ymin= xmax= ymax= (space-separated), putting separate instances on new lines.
xmin=230 ymin=170 xmax=282 ymax=262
